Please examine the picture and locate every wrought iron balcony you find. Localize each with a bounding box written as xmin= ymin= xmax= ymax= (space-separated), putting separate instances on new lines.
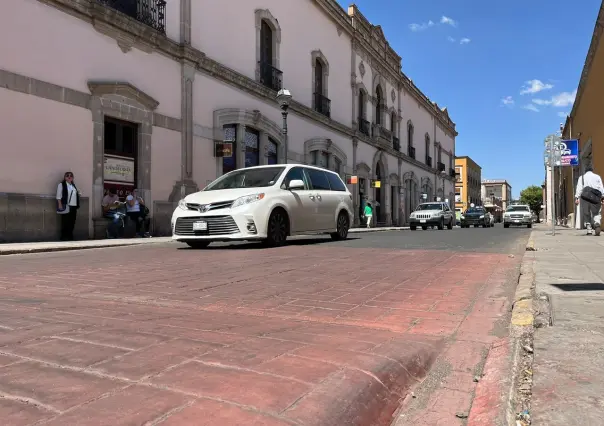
xmin=437 ymin=162 xmax=446 ymax=172
xmin=393 ymin=137 xmax=400 ymax=151
xmin=358 ymin=118 xmax=370 ymax=136
xmin=258 ymin=61 xmax=283 ymax=91
xmin=97 ymin=0 xmax=167 ymax=34
xmin=426 ymin=156 xmax=432 ymax=167
xmin=314 ymin=92 xmax=331 ymax=118
xmin=408 ymin=146 xmax=415 ymax=159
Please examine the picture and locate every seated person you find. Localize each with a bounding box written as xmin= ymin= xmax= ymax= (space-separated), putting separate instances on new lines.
xmin=126 ymin=189 xmax=150 ymax=238
xmin=102 ymin=188 xmax=125 ymax=238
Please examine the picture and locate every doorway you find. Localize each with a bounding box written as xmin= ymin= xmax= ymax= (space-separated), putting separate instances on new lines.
xmin=103 ymin=117 xmax=138 ymax=201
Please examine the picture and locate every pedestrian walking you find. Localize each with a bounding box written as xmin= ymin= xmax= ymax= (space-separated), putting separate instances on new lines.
xmin=55 ymin=171 xmax=80 ymax=241
xmin=364 ymin=202 xmax=373 ymax=228
xmin=575 ymin=165 xmax=604 ymax=235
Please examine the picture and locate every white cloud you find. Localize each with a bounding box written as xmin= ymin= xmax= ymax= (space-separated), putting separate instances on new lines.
xmin=441 ymin=16 xmax=457 ymax=27
xmin=532 ymin=90 xmax=577 ymax=108
xmin=522 ymin=104 xmax=540 ymax=112
xmin=409 ymin=20 xmax=435 ymax=31
xmin=501 ymin=96 xmax=514 ymax=107
xmin=558 ymin=111 xmax=569 ymax=118
xmin=447 ymin=36 xmax=456 ymax=42
xmin=460 ymin=38 xmax=471 ymax=44
xmin=520 ymin=79 xmax=553 ymax=95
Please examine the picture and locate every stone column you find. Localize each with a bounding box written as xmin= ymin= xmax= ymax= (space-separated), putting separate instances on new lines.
xmin=169 ymin=1 xmax=198 ymax=201
xmin=237 ymin=125 xmax=247 ymax=169
xmin=259 ymin=132 xmax=269 ymax=165
xmin=384 ymin=182 xmax=391 ymax=225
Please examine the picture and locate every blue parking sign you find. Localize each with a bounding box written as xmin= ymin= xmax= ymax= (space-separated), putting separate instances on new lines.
xmin=560 ymin=139 xmax=579 ymax=166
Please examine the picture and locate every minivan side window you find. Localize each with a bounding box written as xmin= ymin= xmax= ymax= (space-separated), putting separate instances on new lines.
xmin=326 ymin=172 xmax=347 ymax=191
xmin=305 ymin=168 xmax=331 ymax=190
xmin=282 ymin=167 xmax=309 ymax=189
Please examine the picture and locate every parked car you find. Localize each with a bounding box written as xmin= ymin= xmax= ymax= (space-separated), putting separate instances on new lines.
xmin=460 ymin=207 xmax=492 ymax=228
xmin=409 ymin=202 xmax=455 ymax=230
xmin=503 ymin=204 xmax=533 ymax=228
xmin=171 ymin=165 xmax=354 ymax=248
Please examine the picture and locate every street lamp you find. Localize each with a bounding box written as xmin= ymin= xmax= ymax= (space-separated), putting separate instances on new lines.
xmin=277 ymin=89 xmax=292 ymax=164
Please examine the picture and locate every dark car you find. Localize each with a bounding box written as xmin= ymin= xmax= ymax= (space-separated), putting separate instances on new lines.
xmin=460 ymin=207 xmax=492 ymax=228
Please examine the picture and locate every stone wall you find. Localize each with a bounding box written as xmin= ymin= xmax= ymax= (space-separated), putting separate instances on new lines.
xmin=0 ymin=193 xmax=89 ymax=243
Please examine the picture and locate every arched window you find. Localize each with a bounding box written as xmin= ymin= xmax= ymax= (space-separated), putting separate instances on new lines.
xmin=425 ymin=134 xmax=431 ymax=166
xmin=267 ymin=137 xmax=278 ymax=165
xmin=258 ymin=20 xmax=280 ymax=90
xmin=314 ymin=59 xmax=323 ymax=95
xmin=375 ymin=85 xmax=383 ymax=126
xmin=222 ymin=124 xmax=237 ymax=174
xmin=391 ymin=111 xmax=396 ymax=132
xmin=407 ymin=122 xmax=414 ymax=158
xmin=311 ymin=150 xmax=329 ymax=168
xmin=358 ymin=90 xmax=369 ymax=136
xmin=244 ymin=128 xmax=260 ymax=168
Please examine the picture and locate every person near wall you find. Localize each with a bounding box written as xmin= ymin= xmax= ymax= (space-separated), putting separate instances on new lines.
xmin=55 ymin=171 xmax=80 ymax=241
xmin=126 ymin=189 xmax=150 ymax=238
xmin=364 ymin=202 xmax=373 ymax=228
xmin=102 ymin=188 xmax=125 ymax=238
xmin=575 ymin=165 xmax=604 ymax=236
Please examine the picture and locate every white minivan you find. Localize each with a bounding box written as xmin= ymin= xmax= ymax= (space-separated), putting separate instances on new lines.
xmin=171 ymin=164 xmax=354 ymax=248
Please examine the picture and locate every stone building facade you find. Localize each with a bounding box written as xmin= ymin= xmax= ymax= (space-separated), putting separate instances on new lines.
xmin=0 ymin=0 xmax=457 ymax=242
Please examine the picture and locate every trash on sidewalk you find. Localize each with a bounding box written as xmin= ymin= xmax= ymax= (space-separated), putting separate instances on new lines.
xmin=523 ymin=345 xmax=534 ymax=353
xmin=516 ymin=409 xmax=531 ymax=425
xmin=455 ymin=412 xmax=468 ymax=419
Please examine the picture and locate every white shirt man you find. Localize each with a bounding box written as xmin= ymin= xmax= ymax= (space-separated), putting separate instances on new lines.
xmin=575 ymin=167 xmax=604 ymax=235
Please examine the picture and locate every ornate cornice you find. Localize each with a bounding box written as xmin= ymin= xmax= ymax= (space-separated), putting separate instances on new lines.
xmin=564 ymin=2 xmax=604 ymax=135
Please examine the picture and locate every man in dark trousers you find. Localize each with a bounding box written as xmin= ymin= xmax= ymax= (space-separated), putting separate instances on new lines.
xmin=575 ymin=164 xmax=604 ymax=235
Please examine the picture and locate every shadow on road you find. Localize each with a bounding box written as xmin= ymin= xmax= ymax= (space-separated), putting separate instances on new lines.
xmin=178 ymin=236 xmax=361 ymax=250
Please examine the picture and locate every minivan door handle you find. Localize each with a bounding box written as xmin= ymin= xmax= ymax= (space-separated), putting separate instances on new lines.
xmin=308 ymin=194 xmax=315 ymax=200
xmin=316 ymin=194 xmax=322 ymax=200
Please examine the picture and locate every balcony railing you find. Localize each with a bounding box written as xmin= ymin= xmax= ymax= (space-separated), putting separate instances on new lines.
xmin=408 ymin=146 xmax=415 ymax=159
xmin=258 ymin=61 xmax=283 ymax=91
xmin=393 ymin=137 xmax=400 ymax=151
xmin=426 ymin=156 xmax=432 ymax=167
xmin=98 ymin=0 xmax=167 ymax=34
xmin=358 ymin=118 xmax=370 ymax=136
xmin=437 ymin=162 xmax=445 ymax=172
xmin=314 ymin=92 xmax=331 ymax=118
xmin=375 ymin=125 xmax=392 ymax=140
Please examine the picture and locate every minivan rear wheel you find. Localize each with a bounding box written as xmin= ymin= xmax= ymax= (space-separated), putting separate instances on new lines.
xmin=331 ymin=212 xmax=349 ymax=240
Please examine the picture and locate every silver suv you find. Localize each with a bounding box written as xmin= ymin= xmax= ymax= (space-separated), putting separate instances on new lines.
xmin=503 ymin=204 xmax=532 ymax=228
xmin=409 ymin=202 xmax=455 ymax=231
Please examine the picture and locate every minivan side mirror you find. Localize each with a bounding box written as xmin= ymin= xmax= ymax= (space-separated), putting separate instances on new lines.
xmin=287 ymin=179 xmax=305 ymax=190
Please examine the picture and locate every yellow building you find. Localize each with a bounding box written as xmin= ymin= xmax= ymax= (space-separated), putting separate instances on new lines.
xmin=455 ymin=156 xmax=482 ymax=213
xmin=560 ymin=1 xmax=604 ymax=226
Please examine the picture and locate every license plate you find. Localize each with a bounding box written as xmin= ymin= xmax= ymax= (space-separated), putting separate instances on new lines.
xmin=193 ymin=221 xmax=207 ymax=231
xmin=514 ymin=220 xmax=520 ymax=223
xmin=420 ymin=219 xmax=427 ymax=223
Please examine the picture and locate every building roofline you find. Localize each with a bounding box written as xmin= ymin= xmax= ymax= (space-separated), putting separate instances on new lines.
xmin=454 ymin=156 xmax=482 ymax=169
xmin=563 ymin=1 xmax=604 ymax=136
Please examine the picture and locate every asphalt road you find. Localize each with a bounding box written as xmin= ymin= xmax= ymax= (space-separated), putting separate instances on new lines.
xmin=165 ymin=222 xmax=532 ymax=254
xmin=0 ymin=226 xmax=531 ymax=425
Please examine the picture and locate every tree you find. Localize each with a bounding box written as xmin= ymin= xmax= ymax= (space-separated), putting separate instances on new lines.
xmin=520 ymin=185 xmax=543 ymax=216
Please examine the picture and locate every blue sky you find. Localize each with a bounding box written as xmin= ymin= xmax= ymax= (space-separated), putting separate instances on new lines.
xmin=337 ymin=0 xmax=600 ymax=198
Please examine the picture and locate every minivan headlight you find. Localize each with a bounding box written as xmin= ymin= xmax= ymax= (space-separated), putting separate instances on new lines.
xmin=178 ymin=199 xmax=188 ymax=210
xmin=480 ymin=215 xmax=484 ymax=219
xmin=232 ymin=193 xmax=265 ymax=208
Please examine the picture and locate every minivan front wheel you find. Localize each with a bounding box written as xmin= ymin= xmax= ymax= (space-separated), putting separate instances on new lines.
xmin=331 ymin=212 xmax=349 ymax=241
xmin=265 ymin=209 xmax=288 ymax=247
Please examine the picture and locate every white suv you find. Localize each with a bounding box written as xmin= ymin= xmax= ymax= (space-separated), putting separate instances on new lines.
xmin=171 ymin=165 xmax=354 ymax=248
xmin=503 ymin=204 xmax=532 ymax=228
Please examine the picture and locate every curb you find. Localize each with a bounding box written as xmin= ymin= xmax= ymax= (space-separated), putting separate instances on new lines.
xmin=0 ymin=239 xmax=174 ymax=256
xmin=467 ymin=233 xmax=537 ymax=425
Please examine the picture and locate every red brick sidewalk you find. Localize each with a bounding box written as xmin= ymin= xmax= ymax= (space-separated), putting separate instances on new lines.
xmin=0 ymin=244 xmax=519 ymax=425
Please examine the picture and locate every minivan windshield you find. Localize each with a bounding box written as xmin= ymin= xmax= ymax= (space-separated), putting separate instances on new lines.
xmin=204 ymin=167 xmax=286 ymax=191
xmin=416 ymin=203 xmax=443 ymax=211
xmin=506 ymin=206 xmax=530 ymax=212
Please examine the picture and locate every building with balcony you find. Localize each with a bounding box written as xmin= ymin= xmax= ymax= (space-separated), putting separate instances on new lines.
xmin=454 ymin=156 xmax=482 ymax=212
xmin=0 ymin=0 xmax=457 ymax=241
xmin=481 ymin=179 xmax=512 ymax=211
xmin=560 ymin=1 xmax=603 ymax=228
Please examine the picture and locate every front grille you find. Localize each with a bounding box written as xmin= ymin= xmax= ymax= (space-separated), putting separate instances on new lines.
xmin=510 ymin=214 xmax=524 ymax=219
xmin=415 ymin=213 xmax=432 ymax=219
xmin=174 ymin=216 xmax=239 ymax=236
xmin=186 ymin=200 xmax=233 ymax=212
